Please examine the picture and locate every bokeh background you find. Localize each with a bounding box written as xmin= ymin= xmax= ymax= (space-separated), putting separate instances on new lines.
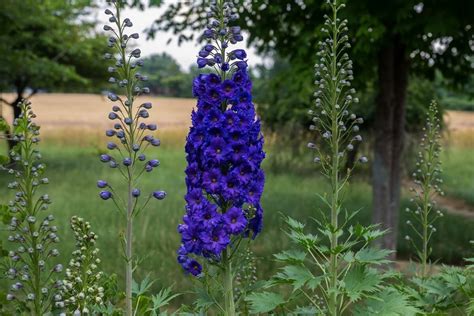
xmin=0 ymin=0 xmax=473 ymax=300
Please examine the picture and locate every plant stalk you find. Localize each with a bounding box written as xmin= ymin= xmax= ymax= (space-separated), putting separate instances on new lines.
xmin=328 ymin=3 xmax=340 ymax=315
xmin=223 ymin=249 xmax=236 ymax=316
xmin=125 ymin=178 xmax=133 ymax=316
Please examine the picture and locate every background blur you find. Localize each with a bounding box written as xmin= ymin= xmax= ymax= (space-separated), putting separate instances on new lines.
xmin=0 ymin=0 xmax=473 ymax=297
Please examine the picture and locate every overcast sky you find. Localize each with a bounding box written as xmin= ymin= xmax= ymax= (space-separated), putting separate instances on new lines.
xmin=95 ymin=1 xmax=263 ymax=71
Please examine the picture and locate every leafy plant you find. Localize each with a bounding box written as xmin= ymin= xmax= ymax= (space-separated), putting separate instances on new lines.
xmin=0 ymin=101 xmax=63 ymax=314
xmin=246 ymin=1 xmax=417 ymax=314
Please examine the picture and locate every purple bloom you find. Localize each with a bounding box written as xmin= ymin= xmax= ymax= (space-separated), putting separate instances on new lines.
xmin=202 ymin=168 xmax=222 ymax=194
xmin=220 ymin=80 xmax=236 ymax=98
xmin=132 ymin=189 xmax=140 ymax=197
xmin=224 ymin=207 xmax=247 ymax=234
xmin=200 ymin=226 xmax=230 ymax=255
xmin=177 ymin=0 xmax=265 ymax=276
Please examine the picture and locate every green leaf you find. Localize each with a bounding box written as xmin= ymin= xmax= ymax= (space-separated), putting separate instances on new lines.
xmin=0 ymin=155 xmax=9 ymax=164
xmin=274 ymin=250 xmax=307 ymax=264
xmin=0 ymin=205 xmax=11 ymax=225
xmin=132 ymin=275 xmax=155 ymax=297
xmin=245 ymin=292 xmax=286 ymax=313
xmin=354 ymin=247 xmax=392 ymax=265
xmin=147 ymin=286 xmax=180 ymax=315
xmin=0 ymin=117 xmax=9 ymax=132
xmin=274 ymin=265 xmax=316 ymax=291
xmin=343 ymin=266 xmax=383 ymax=302
xmin=194 ymin=287 xmax=215 ymax=311
xmin=353 ymin=289 xmax=420 ymax=316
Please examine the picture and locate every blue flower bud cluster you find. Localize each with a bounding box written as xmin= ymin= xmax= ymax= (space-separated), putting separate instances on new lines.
xmin=197 ymin=0 xmax=246 ymax=71
xmin=177 ymin=0 xmax=265 ymax=277
xmin=0 ymin=102 xmax=63 ymax=313
xmin=99 ymin=2 xmax=165 ymax=205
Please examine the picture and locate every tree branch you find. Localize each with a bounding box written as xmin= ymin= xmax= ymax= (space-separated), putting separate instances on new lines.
xmin=0 ymin=97 xmax=12 ymax=106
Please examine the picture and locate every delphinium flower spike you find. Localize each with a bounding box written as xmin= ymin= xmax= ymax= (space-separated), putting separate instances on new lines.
xmin=0 ymin=101 xmax=62 ymax=315
xmin=307 ymin=0 xmax=369 ymax=314
xmin=405 ymin=102 xmax=443 ymax=278
xmin=177 ymin=0 xmax=265 ymax=314
xmin=59 ymin=216 xmax=105 ymax=314
xmin=100 ymin=1 xmax=165 ymax=315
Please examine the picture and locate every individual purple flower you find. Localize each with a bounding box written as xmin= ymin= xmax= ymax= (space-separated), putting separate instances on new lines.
xmin=224 ymin=207 xmax=247 ymax=234
xmin=177 ymin=0 xmax=265 ymax=277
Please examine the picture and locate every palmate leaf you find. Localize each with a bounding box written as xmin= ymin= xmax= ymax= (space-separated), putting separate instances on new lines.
xmin=147 ymin=286 xmax=180 ymax=316
xmin=274 ymin=249 xmax=307 ymax=264
xmin=354 ymin=247 xmax=392 ymax=265
xmin=194 ymin=287 xmax=216 ymax=311
xmin=245 ymin=291 xmax=287 ymax=313
xmin=272 ymin=264 xmax=322 ymax=292
xmin=343 ymin=266 xmax=383 ymax=302
xmin=353 ymin=289 xmax=420 ymax=316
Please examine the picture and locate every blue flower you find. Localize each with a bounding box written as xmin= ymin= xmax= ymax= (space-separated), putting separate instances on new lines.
xmin=224 ymin=207 xmax=247 ymax=234
xmin=178 ymin=0 xmax=265 ymax=275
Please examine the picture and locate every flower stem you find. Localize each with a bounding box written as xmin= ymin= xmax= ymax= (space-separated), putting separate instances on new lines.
xmin=223 ymin=249 xmax=236 ymax=316
xmin=125 ymin=178 xmax=133 ymax=316
xmin=329 ymin=3 xmax=340 ymax=315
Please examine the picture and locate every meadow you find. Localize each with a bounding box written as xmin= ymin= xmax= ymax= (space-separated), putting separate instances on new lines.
xmin=0 ymin=94 xmax=473 ymax=305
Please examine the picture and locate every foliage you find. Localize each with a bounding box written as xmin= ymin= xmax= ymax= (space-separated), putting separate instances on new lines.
xmin=245 ymin=2 xmax=418 ymax=314
xmin=140 ymin=53 xmax=195 ymax=98
xmin=0 ymin=0 xmax=108 ymax=96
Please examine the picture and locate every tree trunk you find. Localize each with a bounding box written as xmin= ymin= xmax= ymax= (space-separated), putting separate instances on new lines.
xmin=372 ymin=36 xmax=408 ymax=259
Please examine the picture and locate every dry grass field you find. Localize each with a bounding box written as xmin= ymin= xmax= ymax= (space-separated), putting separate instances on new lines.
xmin=0 ymin=93 xmax=196 ymax=132
xmin=1 ymin=93 xmax=473 ymax=133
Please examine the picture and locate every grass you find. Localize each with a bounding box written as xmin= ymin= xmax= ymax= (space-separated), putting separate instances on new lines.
xmin=442 ymin=146 xmax=474 ymax=205
xmin=1 ymin=138 xmax=472 ymax=306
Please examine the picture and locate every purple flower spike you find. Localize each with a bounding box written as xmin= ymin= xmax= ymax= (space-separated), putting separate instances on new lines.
xmin=132 ymin=189 xmax=141 ymax=197
xmin=177 ymin=0 xmax=265 ymax=276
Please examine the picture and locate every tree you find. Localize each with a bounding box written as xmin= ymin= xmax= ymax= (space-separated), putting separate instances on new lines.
xmin=0 ymin=0 xmax=108 ymax=149
xmin=140 ymin=0 xmax=473 ymax=256
xmin=141 ymin=53 xmax=193 ymax=97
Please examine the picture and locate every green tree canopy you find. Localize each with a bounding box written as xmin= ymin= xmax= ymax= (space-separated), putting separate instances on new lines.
xmin=0 ymin=0 xmax=108 ymax=121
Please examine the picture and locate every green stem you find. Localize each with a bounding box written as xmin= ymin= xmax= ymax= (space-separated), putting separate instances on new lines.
xmin=223 ymin=249 xmax=236 ymax=316
xmin=328 ymin=3 xmax=340 ymax=315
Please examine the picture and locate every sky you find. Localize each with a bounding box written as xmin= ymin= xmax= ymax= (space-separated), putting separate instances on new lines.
xmin=95 ymin=1 xmax=264 ymax=71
